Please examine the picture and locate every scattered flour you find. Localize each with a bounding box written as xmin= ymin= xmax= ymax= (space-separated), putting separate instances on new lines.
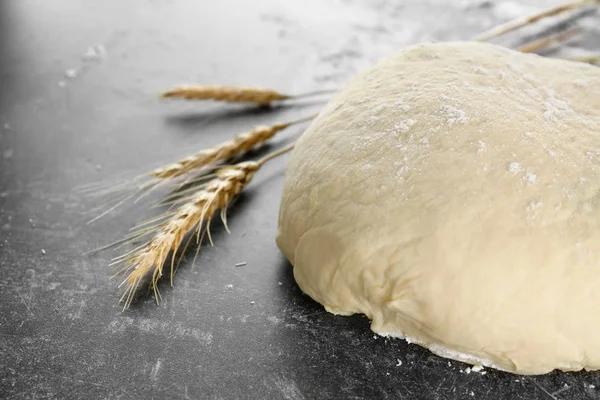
xmin=508 ymin=162 xmax=521 ymax=174
xmin=477 ymin=140 xmax=486 ymax=154
xmin=81 ymin=44 xmax=107 ymax=62
xmin=527 ymin=200 xmax=542 ymax=213
xmin=64 ymin=69 xmax=78 ymax=79
xmin=150 ymin=358 xmax=162 ymax=381
xmin=395 ymin=119 xmax=416 ymax=133
xmin=543 ymin=96 xmax=570 ymax=122
xmin=396 ymin=166 xmax=408 ymax=181
xmin=372 ymin=103 xmax=388 ymax=114
xmin=379 ymin=330 xmax=505 ymax=372
xmin=524 ymin=172 xmax=537 ymax=185
xmin=441 ymin=105 xmax=468 ymax=126
xmin=393 ymin=100 xmax=411 ymax=113
xmin=471 ymin=65 xmax=488 ymax=75
xmin=471 ymin=365 xmax=484 ymax=373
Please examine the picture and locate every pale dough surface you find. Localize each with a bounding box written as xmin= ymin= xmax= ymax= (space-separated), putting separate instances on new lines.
xmin=276 ymin=41 xmax=600 ymax=375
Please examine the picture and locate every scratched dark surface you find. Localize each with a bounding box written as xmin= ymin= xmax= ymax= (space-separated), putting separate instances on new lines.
xmin=1 ymin=0 xmax=600 ymax=399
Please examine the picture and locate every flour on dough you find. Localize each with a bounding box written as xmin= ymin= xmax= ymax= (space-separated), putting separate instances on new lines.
xmin=276 ymin=41 xmax=600 ymax=375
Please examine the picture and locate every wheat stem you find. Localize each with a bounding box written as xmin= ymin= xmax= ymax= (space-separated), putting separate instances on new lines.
xmin=517 ymin=27 xmax=581 ymax=53
xmin=563 ymin=54 xmax=600 ymax=64
xmin=473 ymin=0 xmax=593 ymax=42
xmin=289 ymin=89 xmax=338 ymax=99
xmin=257 ymin=143 xmax=295 ymax=166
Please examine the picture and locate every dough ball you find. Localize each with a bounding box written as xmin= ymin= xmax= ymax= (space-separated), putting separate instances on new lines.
xmin=276 ymin=41 xmax=600 ymax=375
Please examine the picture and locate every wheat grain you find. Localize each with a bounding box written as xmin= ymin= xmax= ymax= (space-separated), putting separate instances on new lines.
xmin=473 ymin=0 xmax=593 ymax=42
xmin=161 ymin=85 xmax=336 ymax=105
xmin=151 ymin=114 xmax=314 ymax=179
xmin=116 ymin=143 xmax=295 ymax=309
xmin=162 ymin=85 xmax=289 ymax=105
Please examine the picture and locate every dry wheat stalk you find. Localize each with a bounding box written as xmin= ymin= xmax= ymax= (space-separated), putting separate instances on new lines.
xmin=473 ymin=0 xmax=594 ymax=42
xmin=115 ymin=143 xmax=295 ymax=309
xmin=162 ymin=85 xmax=336 ymax=106
xmin=517 ymin=26 xmax=581 ymax=53
xmin=151 ymin=114 xmax=314 ymax=180
xmin=563 ymin=54 xmax=600 ymax=64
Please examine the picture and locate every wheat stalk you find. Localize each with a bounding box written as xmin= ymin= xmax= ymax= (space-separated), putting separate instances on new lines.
xmin=563 ymin=54 xmax=600 ymax=64
xmin=114 ymin=143 xmax=295 ymax=309
xmin=161 ymin=85 xmax=336 ymax=106
xmin=517 ymin=26 xmax=581 ymax=53
xmin=151 ymin=114 xmax=314 ymax=180
xmin=473 ymin=0 xmax=594 ymax=42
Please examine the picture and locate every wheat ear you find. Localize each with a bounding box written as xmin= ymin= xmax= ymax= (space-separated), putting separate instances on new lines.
xmin=517 ymin=27 xmax=581 ymax=53
xmin=115 ymin=143 xmax=295 ymax=309
xmin=82 ymin=115 xmax=313 ymax=224
xmin=161 ymin=85 xmax=336 ymax=106
xmin=473 ymin=0 xmax=594 ymax=42
xmin=151 ymin=114 xmax=314 ymax=180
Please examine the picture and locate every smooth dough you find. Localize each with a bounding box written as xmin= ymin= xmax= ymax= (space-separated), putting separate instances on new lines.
xmin=276 ymin=41 xmax=600 ymax=375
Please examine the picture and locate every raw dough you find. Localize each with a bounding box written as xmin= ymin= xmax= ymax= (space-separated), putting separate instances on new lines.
xmin=276 ymin=41 xmax=600 ymax=375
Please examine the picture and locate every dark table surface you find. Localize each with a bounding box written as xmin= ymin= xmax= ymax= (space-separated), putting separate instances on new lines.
xmin=1 ymin=1 xmax=600 ymax=399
